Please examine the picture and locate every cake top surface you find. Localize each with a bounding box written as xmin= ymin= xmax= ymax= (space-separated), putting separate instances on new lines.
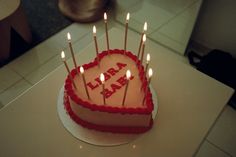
xmin=73 ymin=51 xmax=146 ymax=108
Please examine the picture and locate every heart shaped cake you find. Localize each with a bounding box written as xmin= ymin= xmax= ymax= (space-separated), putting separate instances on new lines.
xmin=64 ymin=49 xmax=154 ymax=133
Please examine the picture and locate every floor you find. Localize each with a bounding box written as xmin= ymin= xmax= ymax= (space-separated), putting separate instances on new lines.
xmin=115 ymin=0 xmax=202 ymax=55
xmin=0 ymin=0 xmax=235 ymax=156
xmin=21 ymin=0 xmax=72 ymax=46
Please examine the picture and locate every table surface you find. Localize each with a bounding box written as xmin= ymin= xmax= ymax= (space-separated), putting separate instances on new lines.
xmin=0 ymin=28 xmax=234 ymax=157
xmin=0 ymin=0 xmax=20 ymax=20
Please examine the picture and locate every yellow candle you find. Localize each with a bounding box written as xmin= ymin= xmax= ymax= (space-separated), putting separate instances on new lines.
xmin=148 ymin=68 xmax=153 ymax=84
xmin=137 ymin=22 xmax=147 ymax=60
xmin=145 ymin=53 xmax=150 ymax=75
xmin=140 ymin=34 xmax=146 ymax=65
xmin=80 ymin=66 xmax=90 ymax=100
xmin=61 ymin=51 xmax=77 ymax=89
xmin=104 ymin=12 xmax=110 ymax=54
xmin=93 ymin=26 xmax=100 ymax=66
xmin=67 ymin=32 xmax=79 ymax=74
xmin=143 ymin=68 xmax=153 ymax=105
xmin=124 ymin=13 xmax=130 ymax=54
xmin=100 ymin=73 xmax=106 ymax=105
xmin=122 ymin=70 xmax=131 ymax=106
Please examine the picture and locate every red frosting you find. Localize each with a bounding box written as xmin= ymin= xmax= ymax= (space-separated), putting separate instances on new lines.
xmin=64 ymin=49 xmax=154 ymax=133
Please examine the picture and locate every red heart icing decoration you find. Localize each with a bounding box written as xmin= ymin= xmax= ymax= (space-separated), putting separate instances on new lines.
xmin=64 ymin=49 xmax=154 ymax=133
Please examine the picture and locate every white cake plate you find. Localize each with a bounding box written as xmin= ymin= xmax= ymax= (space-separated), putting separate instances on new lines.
xmin=57 ymin=85 xmax=158 ymax=146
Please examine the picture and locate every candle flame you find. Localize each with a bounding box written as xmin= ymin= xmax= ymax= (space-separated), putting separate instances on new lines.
xmin=67 ymin=32 xmax=71 ymax=41
xmin=126 ymin=70 xmax=131 ymax=79
xmin=144 ymin=22 xmax=147 ymax=31
xmin=143 ymin=34 xmax=146 ymax=42
xmin=104 ymin=12 xmax=107 ymax=20
xmin=126 ymin=13 xmax=130 ymax=21
xmin=100 ymin=73 xmax=105 ymax=83
xmin=148 ymin=68 xmax=153 ymax=78
xmin=80 ymin=66 xmax=84 ymax=74
xmin=93 ymin=25 xmax=96 ymax=34
xmin=146 ymin=53 xmax=150 ymax=62
xmin=61 ymin=51 xmax=65 ymax=59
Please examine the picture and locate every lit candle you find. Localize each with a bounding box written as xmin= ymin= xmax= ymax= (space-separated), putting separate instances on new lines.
xmin=61 ymin=51 xmax=77 ymax=89
xmin=140 ymin=34 xmax=146 ymax=65
xmin=124 ymin=13 xmax=130 ymax=54
xmin=93 ymin=26 xmax=100 ymax=65
xmin=104 ymin=12 xmax=110 ymax=54
xmin=80 ymin=66 xmax=90 ymax=100
xmin=100 ymin=73 xmax=106 ymax=105
xmin=122 ymin=70 xmax=131 ymax=106
xmin=145 ymin=53 xmax=150 ymax=75
xmin=143 ymin=68 xmax=153 ymax=105
xmin=67 ymin=32 xmax=79 ymax=74
xmin=137 ymin=22 xmax=147 ymax=60
xmin=148 ymin=68 xmax=153 ymax=84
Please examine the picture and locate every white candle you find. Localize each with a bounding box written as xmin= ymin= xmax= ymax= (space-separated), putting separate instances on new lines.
xmin=67 ymin=32 xmax=79 ymax=74
xmin=80 ymin=66 xmax=90 ymax=99
xmin=122 ymin=70 xmax=131 ymax=106
xmin=61 ymin=51 xmax=76 ymax=89
xmin=137 ymin=22 xmax=147 ymax=60
xmin=124 ymin=13 xmax=130 ymax=54
xmin=140 ymin=34 xmax=146 ymax=65
xmin=104 ymin=12 xmax=110 ymax=54
xmin=100 ymin=73 xmax=106 ymax=105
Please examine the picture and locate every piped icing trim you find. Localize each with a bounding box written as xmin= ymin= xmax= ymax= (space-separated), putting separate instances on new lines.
xmin=64 ymin=49 xmax=154 ymax=115
xmin=64 ymin=94 xmax=153 ymax=133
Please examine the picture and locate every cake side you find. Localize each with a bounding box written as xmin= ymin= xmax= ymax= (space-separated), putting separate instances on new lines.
xmin=64 ymin=93 xmax=153 ymax=133
xmin=69 ymin=96 xmax=152 ymax=127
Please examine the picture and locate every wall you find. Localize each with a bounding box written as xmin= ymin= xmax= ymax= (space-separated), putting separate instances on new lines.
xmin=191 ymin=0 xmax=236 ymax=57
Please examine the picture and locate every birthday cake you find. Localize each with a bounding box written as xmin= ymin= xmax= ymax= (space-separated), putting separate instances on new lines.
xmin=63 ymin=49 xmax=154 ymax=133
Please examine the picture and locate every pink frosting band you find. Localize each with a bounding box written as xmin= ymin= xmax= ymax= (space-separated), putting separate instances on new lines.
xmin=64 ymin=94 xmax=153 ymax=133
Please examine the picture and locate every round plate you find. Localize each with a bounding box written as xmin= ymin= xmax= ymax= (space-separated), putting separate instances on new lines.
xmin=57 ymin=85 xmax=158 ymax=146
